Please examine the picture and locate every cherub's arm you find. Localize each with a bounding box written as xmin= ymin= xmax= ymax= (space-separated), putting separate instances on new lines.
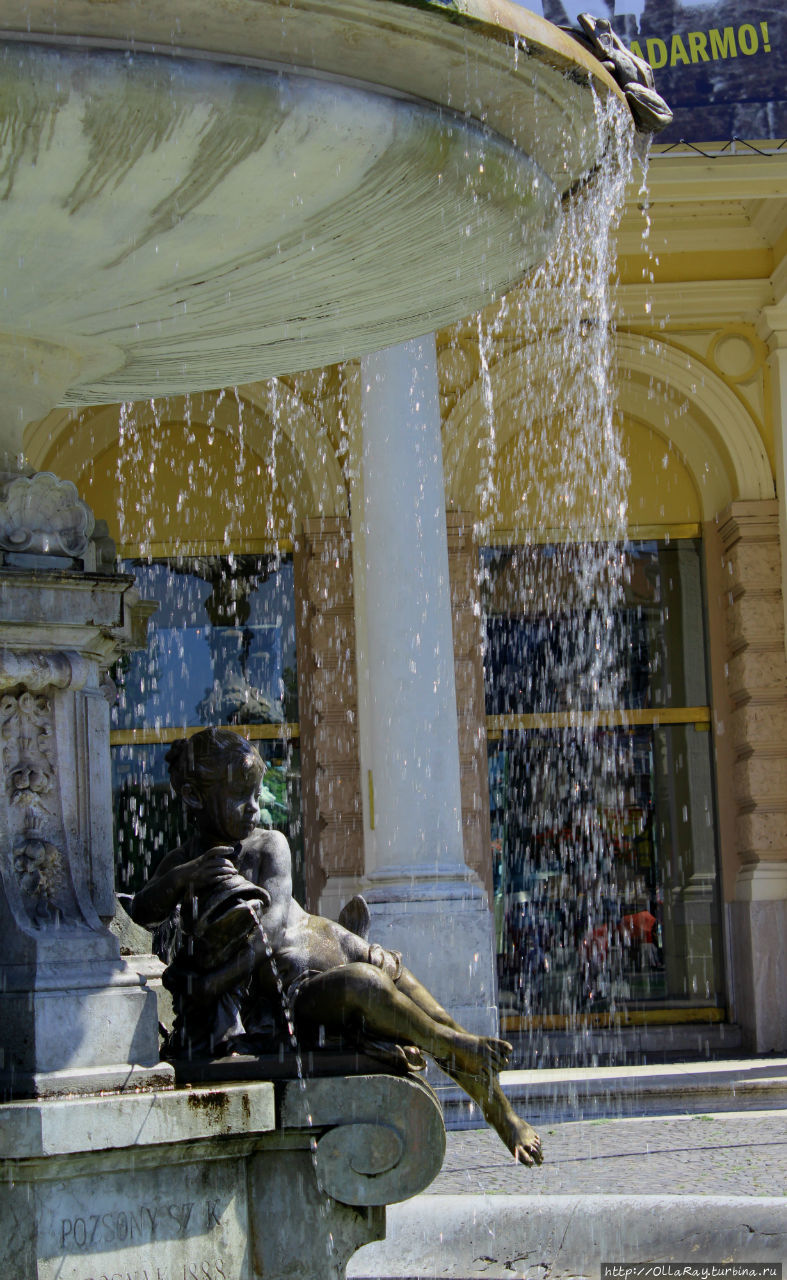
xmin=130 ymin=847 xmax=236 ymax=928
xmin=130 ymin=849 xmax=189 ymax=929
xmin=241 ymin=830 xmax=295 ymax=937
xmin=166 ymin=833 xmax=296 ymax=1001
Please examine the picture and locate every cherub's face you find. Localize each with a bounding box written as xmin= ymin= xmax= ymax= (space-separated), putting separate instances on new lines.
xmin=198 ymin=767 xmax=263 ymax=843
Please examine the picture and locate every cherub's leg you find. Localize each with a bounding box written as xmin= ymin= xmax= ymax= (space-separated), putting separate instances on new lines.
xmin=390 ymin=970 xmax=541 ymax=1166
xmin=440 ymin=1062 xmax=543 ymax=1167
xmin=394 ymin=966 xmax=466 ymax=1032
xmin=293 ymin=963 xmax=511 ymax=1078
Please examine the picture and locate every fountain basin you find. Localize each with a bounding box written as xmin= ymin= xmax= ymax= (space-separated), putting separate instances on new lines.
xmin=0 ymin=0 xmax=622 ymax=448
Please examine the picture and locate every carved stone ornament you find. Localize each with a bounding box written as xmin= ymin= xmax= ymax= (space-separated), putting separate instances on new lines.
xmin=1 ymin=690 xmax=56 ymax=808
xmin=13 ymin=814 xmax=65 ymax=924
xmin=567 ymin=13 xmax=673 ymax=135
xmin=0 ymin=471 xmax=95 ymax=560
xmin=0 ymin=689 xmax=75 ymax=926
xmin=0 ymin=649 xmax=79 ymax=694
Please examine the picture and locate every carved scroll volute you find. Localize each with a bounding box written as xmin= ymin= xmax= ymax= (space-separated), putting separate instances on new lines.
xmin=0 ymin=652 xmax=89 ymax=931
xmin=0 ymin=650 xmax=86 ymax=694
xmin=280 ymin=1074 xmax=446 ymax=1206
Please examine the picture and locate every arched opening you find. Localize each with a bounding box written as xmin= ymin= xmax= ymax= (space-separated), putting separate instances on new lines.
xmin=442 ymin=333 xmax=774 ymax=1047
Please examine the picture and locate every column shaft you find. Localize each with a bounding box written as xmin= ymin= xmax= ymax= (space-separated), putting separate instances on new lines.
xmin=360 ymin=336 xmax=465 ymax=885
xmin=355 ymin=337 xmax=497 ymax=1034
xmin=713 ymin=501 xmax=787 ymax=1052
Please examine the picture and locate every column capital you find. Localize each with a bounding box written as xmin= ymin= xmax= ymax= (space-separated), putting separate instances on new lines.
xmin=716 ymin=498 xmax=780 ymax=551
xmin=757 ymin=301 xmax=787 ymax=350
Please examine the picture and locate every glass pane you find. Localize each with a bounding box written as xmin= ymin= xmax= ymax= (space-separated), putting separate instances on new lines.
xmin=490 ymin=725 xmax=724 ymax=1019
xmin=483 ymin=540 xmax=708 ymax=714
xmin=113 ymin=555 xmax=298 ymax=731
xmin=110 ymin=554 xmax=302 ymax=899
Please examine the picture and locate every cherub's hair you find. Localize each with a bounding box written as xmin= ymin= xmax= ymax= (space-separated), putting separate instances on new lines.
xmin=166 ymin=728 xmax=265 ymax=797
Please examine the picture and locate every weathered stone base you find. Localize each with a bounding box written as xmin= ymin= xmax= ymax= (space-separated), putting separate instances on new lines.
xmin=0 ymin=1074 xmax=445 ymax=1280
xmin=365 ymin=884 xmax=499 ymax=1037
xmin=0 ymin=958 xmax=164 ymax=1098
xmin=1 ymin=1060 xmax=175 ymax=1102
xmin=728 ymin=896 xmax=787 ymax=1052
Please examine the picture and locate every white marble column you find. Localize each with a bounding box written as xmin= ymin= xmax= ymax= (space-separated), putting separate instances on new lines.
xmin=353 ymin=336 xmax=497 ymax=1035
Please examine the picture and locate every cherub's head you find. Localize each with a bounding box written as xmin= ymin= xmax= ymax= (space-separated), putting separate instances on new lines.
xmin=166 ymin=728 xmax=265 ymax=843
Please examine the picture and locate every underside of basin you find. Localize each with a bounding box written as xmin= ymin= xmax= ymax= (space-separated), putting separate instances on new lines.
xmin=1 ymin=45 xmax=560 ymax=403
xmin=0 ymin=0 xmax=624 ymax=440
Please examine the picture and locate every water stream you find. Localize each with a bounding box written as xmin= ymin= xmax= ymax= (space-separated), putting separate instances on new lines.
xmin=470 ymin=94 xmax=642 ymax=1066
xmin=111 ymin=89 xmax=644 ymax=1056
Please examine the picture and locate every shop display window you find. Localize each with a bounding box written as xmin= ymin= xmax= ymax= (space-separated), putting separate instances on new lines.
xmin=484 ymin=540 xmax=725 ymax=1027
xmin=109 ymin=555 xmax=303 ymax=898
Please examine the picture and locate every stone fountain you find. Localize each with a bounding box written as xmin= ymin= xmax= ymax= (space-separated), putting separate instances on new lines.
xmin=0 ymin=2 xmax=633 ymax=1276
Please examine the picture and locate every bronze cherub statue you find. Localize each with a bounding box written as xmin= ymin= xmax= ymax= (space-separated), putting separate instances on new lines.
xmin=131 ymin=728 xmax=543 ymax=1166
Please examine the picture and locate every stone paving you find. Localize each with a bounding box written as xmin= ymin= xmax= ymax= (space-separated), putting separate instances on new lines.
xmin=430 ymin=1109 xmax=787 ymax=1198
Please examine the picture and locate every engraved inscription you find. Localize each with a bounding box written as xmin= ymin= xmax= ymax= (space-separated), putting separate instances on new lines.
xmin=83 ymin=1264 xmax=228 ymax=1280
xmin=42 ymin=1163 xmax=247 ymax=1280
xmin=60 ymin=1201 xmax=222 ymax=1252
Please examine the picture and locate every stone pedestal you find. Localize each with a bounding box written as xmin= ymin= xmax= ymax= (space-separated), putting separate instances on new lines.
xmin=713 ymin=501 xmax=787 ymax=1052
xmin=354 ymin=337 xmax=498 ymax=1035
xmin=0 ymin=470 xmax=166 ymax=1096
xmin=729 ymin=864 xmax=787 ymax=1053
xmin=0 ymin=1073 xmax=444 ymax=1280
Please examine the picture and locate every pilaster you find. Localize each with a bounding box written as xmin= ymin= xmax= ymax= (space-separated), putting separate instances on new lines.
xmin=294 ymin=518 xmax=364 ymax=915
xmin=757 ymin=300 xmax=787 ymax=655
xmin=446 ymin=512 xmax=493 ymax=901
xmin=715 ymin=499 xmax=787 ymax=1051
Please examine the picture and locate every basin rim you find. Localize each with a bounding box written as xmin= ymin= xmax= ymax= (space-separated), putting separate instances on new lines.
xmin=2 ymin=0 xmax=625 ymax=197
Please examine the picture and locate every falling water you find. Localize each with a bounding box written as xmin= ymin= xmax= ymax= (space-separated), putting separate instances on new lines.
xmin=476 ymin=92 xmax=641 ymax=1068
xmin=111 ymin=87 xmax=642 ymax=1068
xmin=253 ymin=919 xmax=342 ymax=1267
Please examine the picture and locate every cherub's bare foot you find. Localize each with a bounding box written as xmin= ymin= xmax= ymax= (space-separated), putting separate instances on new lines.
xmin=506 ymin=1115 xmax=543 ymax=1167
xmin=439 ymin=1031 xmax=512 ymax=1076
xmin=443 ymin=1063 xmax=544 ymax=1169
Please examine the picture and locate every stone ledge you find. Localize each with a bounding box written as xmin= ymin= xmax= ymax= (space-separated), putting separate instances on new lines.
xmin=0 ymin=1081 xmax=276 ymax=1160
xmin=348 ymin=1194 xmax=787 ymax=1277
xmin=0 ymin=1060 xmax=174 ymax=1105
xmin=0 ymin=1072 xmax=446 ymax=1280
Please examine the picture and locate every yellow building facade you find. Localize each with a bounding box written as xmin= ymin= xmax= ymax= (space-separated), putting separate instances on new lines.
xmin=27 ymin=143 xmax=787 ymax=1059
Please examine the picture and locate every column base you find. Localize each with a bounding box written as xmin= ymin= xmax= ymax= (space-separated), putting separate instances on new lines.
xmin=0 ymin=957 xmax=163 ymax=1095
xmin=364 ymin=873 xmax=499 ymax=1037
xmin=729 ymin=863 xmax=787 ymax=1053
xmin=319 ymin=874 xmax=366 ymax=922
xmin=735 ymin=860 xmax=787 ymax=901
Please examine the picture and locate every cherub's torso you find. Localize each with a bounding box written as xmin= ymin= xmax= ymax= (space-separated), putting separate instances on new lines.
xmin=175 ymin=829 xmax=369 ymax=995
